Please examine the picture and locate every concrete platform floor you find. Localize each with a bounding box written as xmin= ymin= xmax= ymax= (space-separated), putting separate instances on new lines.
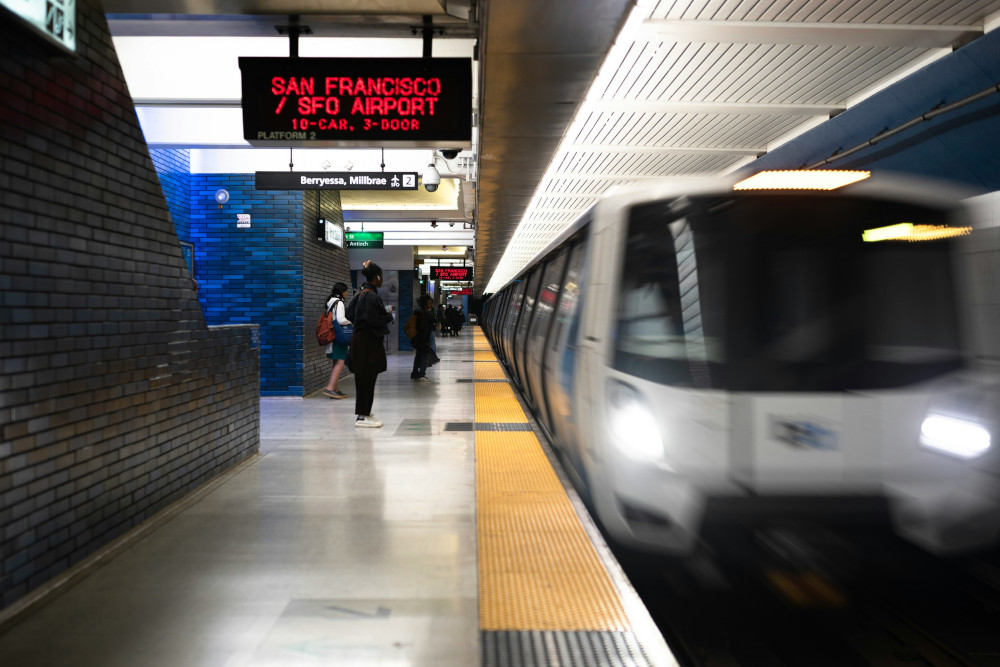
xmin=0 ymin=332 xmax=479 ymax=666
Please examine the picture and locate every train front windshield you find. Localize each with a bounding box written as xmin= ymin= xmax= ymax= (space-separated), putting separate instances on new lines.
xmin=615 ymin=194 xmax=965 ymax=391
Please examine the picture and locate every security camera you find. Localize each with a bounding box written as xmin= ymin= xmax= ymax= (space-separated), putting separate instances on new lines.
xmin=439 ymin=148 xmax=460 ymax=160
xmin=422 ymin=163 xmax=440 ymax=192
xmin=449 ymin=222 xmax=455 ymax=227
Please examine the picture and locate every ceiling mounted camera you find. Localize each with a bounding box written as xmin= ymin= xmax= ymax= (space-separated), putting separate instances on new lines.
xmin=439 ymin=148 xmax=460 ymax=160
xmin=422 ymin=163 xmax=440 ymax=192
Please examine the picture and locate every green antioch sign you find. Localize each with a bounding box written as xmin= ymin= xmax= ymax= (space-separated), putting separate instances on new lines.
xmin=345 ymin=232 xmax=384 ymax=249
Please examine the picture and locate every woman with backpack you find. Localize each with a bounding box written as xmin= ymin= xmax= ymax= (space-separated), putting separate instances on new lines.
xmin=348 ymin=261 xmax=394 ymax=428
xmin=323 ymin=282 xmax=351 ymax=399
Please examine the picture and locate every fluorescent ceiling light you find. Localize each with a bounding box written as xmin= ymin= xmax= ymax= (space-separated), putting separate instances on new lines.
xmin=733 ymin=170 xmax=870 ymax=191
xmin=862 ymin=223 xmax=972 ymax=242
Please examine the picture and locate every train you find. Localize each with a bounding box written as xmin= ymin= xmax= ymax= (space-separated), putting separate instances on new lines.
xmin=481 ymin=170 xmax=1000 ymax=556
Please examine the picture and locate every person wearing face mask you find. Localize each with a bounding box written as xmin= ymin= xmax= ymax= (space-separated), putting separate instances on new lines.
xmin=348 ymin=260 xmax=394 ymax=428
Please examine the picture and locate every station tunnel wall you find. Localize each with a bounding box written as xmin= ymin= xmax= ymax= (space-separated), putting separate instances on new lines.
xmin=0 ymin=2 xmax=260 ymax=611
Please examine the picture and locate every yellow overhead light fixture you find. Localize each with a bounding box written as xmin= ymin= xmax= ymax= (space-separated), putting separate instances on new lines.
xmin=862 ymin=223 xmax=972 ymax=243
xmin=734 ymin=170 xmax=870 ymax=191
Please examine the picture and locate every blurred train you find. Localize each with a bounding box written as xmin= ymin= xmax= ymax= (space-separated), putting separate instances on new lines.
xmin=481 ymin=170 xmax=1000 ymax=556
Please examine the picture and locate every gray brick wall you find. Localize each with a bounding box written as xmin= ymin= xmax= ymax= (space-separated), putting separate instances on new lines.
xmin=302 ymin=189 xmax=352 ymax=393
xmin=0 ymin=1 xmax=260 ymax=609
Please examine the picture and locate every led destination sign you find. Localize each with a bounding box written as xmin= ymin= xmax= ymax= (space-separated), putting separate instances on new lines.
xmin=431 ymin=266 xmax=472 ymax=281
xmin=255 ymin=171 xmax=417 ymax=190
xmin=239 ymin=57 xmax=473 ymax=147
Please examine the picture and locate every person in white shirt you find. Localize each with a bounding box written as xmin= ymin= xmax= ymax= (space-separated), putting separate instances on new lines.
xmin=324 ymin=282 xmax=352 ymax=399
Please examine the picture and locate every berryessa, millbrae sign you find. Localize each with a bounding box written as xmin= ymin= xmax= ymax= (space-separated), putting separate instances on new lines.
xmin=239 ymin=57 xmax=472 ymax=148
xmin=255 ymin=171 xmax=418 ymax=191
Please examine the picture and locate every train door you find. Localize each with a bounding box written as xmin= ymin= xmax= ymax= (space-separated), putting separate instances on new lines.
xmin=525 ymin=248 xmax=570 ymax=429
xmin=543 ymin=238 xmax=590 ymax=487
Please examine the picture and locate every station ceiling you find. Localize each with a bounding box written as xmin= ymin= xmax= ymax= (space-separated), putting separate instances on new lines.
xmin=102 ymin=0 xmax=1000 ymax=295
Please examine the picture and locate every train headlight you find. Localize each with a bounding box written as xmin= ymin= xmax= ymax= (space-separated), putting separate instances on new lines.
xmin=920 ymin=414 xmax=991 ymax=459
xmin=606 ymin=381 xmax=664 ymax=461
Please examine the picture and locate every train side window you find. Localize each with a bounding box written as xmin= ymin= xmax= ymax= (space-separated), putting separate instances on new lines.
xmin=547 ymin=241 xmax=583 ymax=358
xmin=614 ymin=202 xmax=696 ymax=387
xmin=513 ymin=266 xmax=543 ymax=391
xmin=503 ymin=281 xmax=526 ymax=366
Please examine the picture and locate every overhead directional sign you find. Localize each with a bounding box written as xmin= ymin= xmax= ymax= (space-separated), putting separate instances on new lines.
xmin=239 ymin=57 xmax=473 ymax=148
xmin=255 ymin=171 xmax=418 ymax=190
xmin=431 ymin=266 xmax=473 ymax=281
xmin=345 ymin=232 xmax=384 ymax=249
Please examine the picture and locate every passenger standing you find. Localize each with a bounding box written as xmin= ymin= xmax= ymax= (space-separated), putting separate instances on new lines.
xmin=349 ymin=261 xmax=394 ymax=428
xmin=410 ymin=294 xmax=436 ymax=382
xmin=323 ymin=282 xmax=351 ymax=399
xmin=428 ymin=300 xmax=440 ymax=366
xmin=455 ymin=305 xmax=466 ymax=336
xmin=438 ymin=304 xmax=449 ymax=337
xmin=447 ymin=305 xmax=460 ymax=337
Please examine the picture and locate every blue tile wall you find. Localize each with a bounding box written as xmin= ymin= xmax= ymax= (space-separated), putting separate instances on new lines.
xmin=189 ymin=175 xmax=305 ymax=396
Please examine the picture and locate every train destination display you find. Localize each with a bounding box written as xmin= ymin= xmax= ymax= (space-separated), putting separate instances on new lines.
xmin=431 ymin=266 xmax=472 ymax=281
xmin=239 ymin=57 xmax=473 ymax=147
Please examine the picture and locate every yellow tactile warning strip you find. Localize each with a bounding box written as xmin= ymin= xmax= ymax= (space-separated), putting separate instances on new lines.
xmin=476 ymin=434 xmax=631 ymax=630
xmin=474 ymin=362 xmax=507 ymax=381
xmin=474 ymin=349 xmax=498 ymax=361
xmin=474 ymin=383 xmax=529 ymax=424
xmin=474 ymin=333 xmax=631 ymax=631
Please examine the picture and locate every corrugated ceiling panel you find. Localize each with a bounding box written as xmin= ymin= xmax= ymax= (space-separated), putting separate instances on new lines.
xmin=650 ymin=0 xmax=1000 ymax=24
xmin=622 ymin=43 xmax=928 ymax=105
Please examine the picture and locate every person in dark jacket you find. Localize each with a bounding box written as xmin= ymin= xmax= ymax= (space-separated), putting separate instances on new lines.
xmin=446 ymin=305 xmax=460 ymax=337
xmin=410 ymin=293 xmax=436 ymax=382
xmin=437 ymin=304 xmax=449 ymax=337
xmin=349 ymin=260 xmax=394 ymax=428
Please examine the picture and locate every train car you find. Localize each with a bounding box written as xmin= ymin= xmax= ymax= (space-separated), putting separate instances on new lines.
xmin=482 ymin=170 xmax=1000 ymax=556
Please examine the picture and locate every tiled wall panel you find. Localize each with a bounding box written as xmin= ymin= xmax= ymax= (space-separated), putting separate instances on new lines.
xmin=0 ymin=2 xmax=259 ymax=610
xmin=302 ymin=190 xmax=352 ymax=393
xmin=188 ymin=175 xmax=303 ymax=395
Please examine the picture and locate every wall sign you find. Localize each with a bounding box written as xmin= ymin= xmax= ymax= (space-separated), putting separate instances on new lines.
xmin=239 ymin=57 xmax=473 ymax=148
xmin=319 ymin=219 xmax=344 ymax=247
xmin=1 ymin=0 xmax=75 ymax=53
xmin=237 ymin=214 xmax=251 ymax=228
xmin=431 ymin=266 xmax=472 ymax=281
xmin=345 ymin=232 xmax=384 ymax=249
xmin=256 ymin=171 xmax=418 ymax=191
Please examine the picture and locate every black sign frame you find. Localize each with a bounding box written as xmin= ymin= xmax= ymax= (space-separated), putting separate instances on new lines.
xmin=239 ymin=57 xmax=473 ymax=148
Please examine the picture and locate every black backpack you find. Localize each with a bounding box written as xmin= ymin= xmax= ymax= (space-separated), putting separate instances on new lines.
xmin=344 ymin=288 xmax=372 ymax=323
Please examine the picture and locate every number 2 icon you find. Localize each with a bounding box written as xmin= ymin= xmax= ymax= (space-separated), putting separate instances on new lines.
xmin=403 ymin=174 xmax=415 ymax=188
